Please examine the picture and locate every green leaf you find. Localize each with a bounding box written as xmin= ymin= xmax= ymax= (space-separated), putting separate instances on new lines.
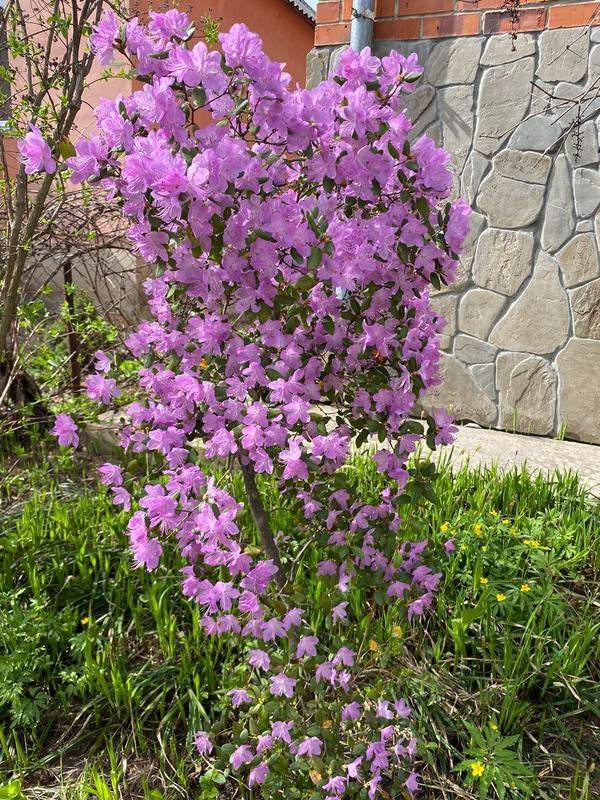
xmin=307 ymin=247 xmax=323 ymax=269
xmin=0 ymin=782 xmax=25 ymax=800
xmin=59 ymin=137 xmax=76 ymax=159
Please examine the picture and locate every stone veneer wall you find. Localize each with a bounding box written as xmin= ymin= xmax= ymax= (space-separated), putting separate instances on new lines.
xmin=308 ymin=15 xmax=600 ymax=445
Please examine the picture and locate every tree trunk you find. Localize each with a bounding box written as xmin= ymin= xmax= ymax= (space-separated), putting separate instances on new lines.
xmin=239 ymin=460 xmax=287 ymax=590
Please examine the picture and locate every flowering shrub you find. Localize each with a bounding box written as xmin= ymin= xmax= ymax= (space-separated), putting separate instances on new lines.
xmin=35 ymin=9 xmax=470 ymax=798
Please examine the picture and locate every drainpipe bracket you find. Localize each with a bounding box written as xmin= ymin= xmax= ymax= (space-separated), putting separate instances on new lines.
xmin=352 ymin=8 xmax=376 ymax=21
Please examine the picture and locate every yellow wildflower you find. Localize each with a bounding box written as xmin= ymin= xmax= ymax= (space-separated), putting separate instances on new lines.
xmin=490 ymin=510 xmax=498 ymax=517
xmin=440 ymin=522 xmax=450 ymax=532
xmin=199 ymin=358 xmax=208 ymax=369
xmin=474 ymin=523 xmax=482 ymax=535
xmin=369 ymin=640 xmax=379 ymax=652
xmin=392 ymin=625 xmax=402 ymax=636
xmin=81 ymin=616 xmax=90 ymax=625
xmin=520 ymin=583 xmax=530 ymax=593
xmin=502 ymin=519 xmax=510 ymax=525
xmin=496 ymin=593 xmax=506 ymax=602
xmin=471 ymin=761 xmax=485 ymax=778
xmin=459 ymin=543 xmax=467 ymax=551
xmin=490 ymin=722 xmax=498 ymax=731
xmin=479 ymin=577 xmax=488 ymax=585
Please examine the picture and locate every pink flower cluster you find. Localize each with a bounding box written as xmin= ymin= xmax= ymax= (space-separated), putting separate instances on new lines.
xmin=40 ymin=11 xmax=470 ymax=798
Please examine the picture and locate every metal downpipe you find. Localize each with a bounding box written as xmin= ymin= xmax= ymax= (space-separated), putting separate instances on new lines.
xmin=349 ymin=0 xmax=375 ymax=52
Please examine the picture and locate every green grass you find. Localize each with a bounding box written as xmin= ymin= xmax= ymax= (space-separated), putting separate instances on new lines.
xmin=0 ymin=456 xmax=598 ymax=799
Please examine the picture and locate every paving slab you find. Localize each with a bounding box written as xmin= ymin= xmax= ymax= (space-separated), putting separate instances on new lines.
xmin=436 ymin=424 xmax=600 ymax=496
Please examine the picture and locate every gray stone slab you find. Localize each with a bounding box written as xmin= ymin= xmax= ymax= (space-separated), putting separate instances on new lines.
xmin=489 ymin=251 xmax=570 ymax=355
xmin=565 ymin=120 xmax=599 ymax=168
xmin=492 ymin=149 xmax=552 ymax=184
xmin=537 ymin=27 xmax=589 ymax=83
xmin=569 ymin=278 xmax=600 ymax=338
xmin=481 ymin=33 xmax=536 ymax=66
xmin=472 ymin=228 xmax=534 ymax=296
xmin=556 ymin=233 xmax=600 ymax=287
xmin=454 ymin=334 xmax=497 ymax=364
xmin=497 ymin=353 xmax=557 ymax=436
xmin=508 ymin=115 xmax=562 ymax=153
xmin=474 ymin=58 xmax=534 ymax=155
xmin=557 ymin=339 xmax=600 ymax=444
xmin=541 ymin=155 xmax=575 ymax=253
xmin=439 ymin=84 xmax=474 ymax=173
xmin=424 ymin=37 xmax=483 ymax=87
xmin=470 ymin=363 xmax=496 ymax=401
xmin=459 ymin=287 xmax=507 ymax=339
xmin=477 ymin=169 xmax=545 ymax=228
xmin=573 ymin=167 xmax=600 ymax=217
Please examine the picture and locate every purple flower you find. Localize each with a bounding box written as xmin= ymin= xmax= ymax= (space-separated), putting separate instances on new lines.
xmin=297 ymin=737 xmax=322 ymax=757
xmin=194 ymin=731 xmax=213 ymax=755
xmin=341 ymin=702 xmax=361 ymax=721
xmin=94 ymin=350 xmax=111 ymax=373
xmin=85 ymin=373 xmax=121 ymax=404
xmin=269 ymin=673 xmax=296 ymax=698
xmin=231 ymin=744 xmax=253 ymax=770
xmin=98 ymin=463 xmax=123 ymax=487
xmin=248 ymin=649 xmax=270 ymax=671
xmin=332 ymin=601 xmax=348 ymax=623
xmin=90 ymin=11 xmax=119 ymax=65
xmin=229 ymin=688 xmax=252 ymax=707
xmin=18 ymin=126 xmax=56 ymax=175
xmin=296 ymin=635 xmax=319 ymax=659
xmin=346 ymin=756 xmax=363 ymax=779
xmin=444 ymin=537 xmax=456 ymax=553
xmin=333 ymin=647 xmax=355 ymax=667
xmin=111 ymin=486 xmax=131 ymax=512
xmin=315 ymin=660 xmax=335 ymax=683
xmin=249 ymin=762 xmax=269 ymax=787
xmin=405 ymin=771 xmax=419 ymax=795
xmin=432 ymin=408 xmax=458 ymax=446
xmin=51 ymin=414 xmax=78 ymax=448
xmin=323 ymin=775 xmax=347 ymax=796
xmin=394 ymin=698 xmax=412 ymax=719
xmin=271 ymin=720 xmax=293 ymax=744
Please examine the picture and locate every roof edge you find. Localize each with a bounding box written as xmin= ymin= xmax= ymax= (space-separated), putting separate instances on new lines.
xmin=285 ymin=0 xmax=316 ymax=23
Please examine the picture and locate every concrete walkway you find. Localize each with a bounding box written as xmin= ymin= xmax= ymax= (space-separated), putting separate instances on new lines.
xmin=438 ymin=424 xmax=600 ymax=496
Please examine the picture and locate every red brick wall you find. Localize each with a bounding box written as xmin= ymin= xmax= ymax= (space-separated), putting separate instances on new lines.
xmin=315 ymin=0 xmax=600 ymax=45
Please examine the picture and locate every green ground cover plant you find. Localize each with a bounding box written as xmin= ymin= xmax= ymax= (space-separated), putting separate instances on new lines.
xmin=0 ymin=453 xmax=598 ymax=800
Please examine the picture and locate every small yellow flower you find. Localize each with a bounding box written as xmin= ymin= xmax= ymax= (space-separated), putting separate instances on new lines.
xmin=459 ymin=543 xmax=467 ymax=551
xmin=471 ymin=760 xmax=485 ymax=778
xmin=474 ymin=523 xmax=483 ymax=535
xmin=496 ymin=593 xmax=506 ymax=602
xmin=510 ymin=526 xmax=518 ymax=536
xmin=392 ymin=625 xmax=402 ymax=636
xmin=481 ymin=545 xmax=488 ymax=552
xmin=321 ymin=720 xmax=333 ymax=730
xmin=199 ymin=358 xmax=208 ymax=369
xmin=490 ymin=722 xmax=498 ymax=731
xmin=520 ymin=583 xmax=530 ymax=593
xmin=479 ymin=577 xmax=488 ymax=585
xmin=490 ymin=510 xmax=498 ymax=517
xmin=81 ymin=616 xmax=90 ymax=625
xmin=440 ymin=521 xmax=450 ymax=532
xmin=369 ymin=640 xmax=379 ymax=652
xmin=502 ymin=519 xmax=510 ymax=525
